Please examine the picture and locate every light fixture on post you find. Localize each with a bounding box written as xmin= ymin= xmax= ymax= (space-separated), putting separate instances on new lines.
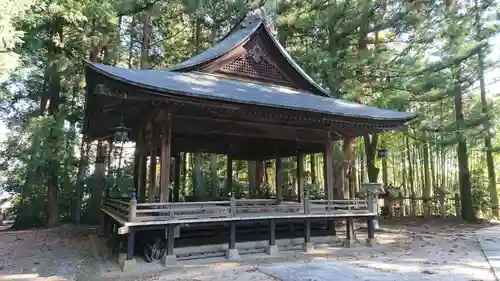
xmin=377 ymin=148 xmax=388 ymax=159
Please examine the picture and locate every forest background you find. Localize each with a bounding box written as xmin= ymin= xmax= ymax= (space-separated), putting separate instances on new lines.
xmin=0 ymin=0 xmax=499 ymax=227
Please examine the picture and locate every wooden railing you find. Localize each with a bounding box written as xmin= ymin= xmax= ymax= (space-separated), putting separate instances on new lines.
xmin=102 ymin=196 xmax=373 ymax=223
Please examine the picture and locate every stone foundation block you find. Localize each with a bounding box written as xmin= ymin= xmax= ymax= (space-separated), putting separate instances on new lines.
xmin=365 ymin=238 xmax=378 ymax=247
xmin=226 ymin=248 xmax=240 ymax=260
xmin=117 ymin=252 xmax=127 ymax=264
xmin=302 ymin=242 xmax=314 ymax=253
xmin=266 ymin=245 xmax=279 ymax=255
xmin=120 ymin=258 xmax=136 ymax=272
xmin=161 ymin=254 xmax=177 ymax=266
xmin=343 ymin=239 xmax=357 ymax=248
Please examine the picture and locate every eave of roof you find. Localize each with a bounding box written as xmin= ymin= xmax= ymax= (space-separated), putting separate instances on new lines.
xmin=86 ymin=62 xmax=417 ymax=123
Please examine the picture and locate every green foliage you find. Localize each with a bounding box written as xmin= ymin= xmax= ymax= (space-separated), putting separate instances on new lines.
xmin=0 ymin=0 xmax=499 ymax=227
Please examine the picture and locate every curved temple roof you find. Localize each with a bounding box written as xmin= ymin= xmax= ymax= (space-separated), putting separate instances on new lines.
xmin=167 ymin=9 xmax=332 ymax=97
xmin=87 ymin=62 xmax=416 ymax=122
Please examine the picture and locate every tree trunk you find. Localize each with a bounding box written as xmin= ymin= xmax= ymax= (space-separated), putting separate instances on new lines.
xmin=140 ymin=9 xmax=152 ymax=69
xmin=364 ymin=135 xmax=379 ymax=182
xmin=248 ymin=161 xmax=257 ymax=198
xmin=211 ymin=154 xmax=218 ymax=198
xmin=475 ymin=0 xmax=498 ymax=217
xmin=406 ymin=137 xmax=415 ymax=197
xmin=310 ymin=154 xmax=316 ymax=184
xmin=423 ymin=139 xmax=431 ymax=217
xmin=74 ymin=139 xmax=90 ymax=224
xmin=45 ymin=19 xmax=64 ymax=227
xmin=194 ymin=152 xmax=202 ymax=199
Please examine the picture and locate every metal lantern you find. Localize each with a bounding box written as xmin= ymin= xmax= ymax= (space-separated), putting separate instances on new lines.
xmin=377 ymin=148 xmax=388 ymax=159
xmin=110 ymin=123 xmax=131 ymax=195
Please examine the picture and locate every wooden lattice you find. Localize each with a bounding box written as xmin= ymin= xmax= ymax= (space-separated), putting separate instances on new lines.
xmin=221 ymin=50 xmax=288 ymax=83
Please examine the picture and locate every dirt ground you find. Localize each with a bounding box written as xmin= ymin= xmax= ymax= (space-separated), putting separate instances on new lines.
xmin=0 ymin=218 xmax=497 ymax=281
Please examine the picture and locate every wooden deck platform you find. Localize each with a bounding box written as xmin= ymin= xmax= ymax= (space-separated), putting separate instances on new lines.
xmin=102 ymin=197 xmax=375 ymax=232
xmin=101 ymin=197 xmax=378 ymax=271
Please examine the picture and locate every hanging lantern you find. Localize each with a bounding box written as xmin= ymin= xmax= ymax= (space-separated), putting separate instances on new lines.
xmin=109 ymin=122 xmax=131 ymax=195
xmin=377 ymin=148 xmax=388 ymax=159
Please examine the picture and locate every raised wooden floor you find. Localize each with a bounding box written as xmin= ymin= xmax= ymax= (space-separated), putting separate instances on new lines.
xmin=101 ymin=197 xmax=377 ymax=271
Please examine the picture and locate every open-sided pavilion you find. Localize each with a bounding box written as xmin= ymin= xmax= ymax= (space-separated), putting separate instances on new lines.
xmin=83 ymin=9 xmax=416 ymax=271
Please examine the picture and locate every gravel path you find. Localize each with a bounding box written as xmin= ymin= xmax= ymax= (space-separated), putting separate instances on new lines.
xmin=0 ymin=225 xmax=95 ymax=281
xmin=0 ymin=219 xmax=496 ymax=281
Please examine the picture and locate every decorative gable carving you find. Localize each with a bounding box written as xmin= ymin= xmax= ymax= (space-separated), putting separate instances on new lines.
xmin=217 ymin=42 xmax=291 ymax=86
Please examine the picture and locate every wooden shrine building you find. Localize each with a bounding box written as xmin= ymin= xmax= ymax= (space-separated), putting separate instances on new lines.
xmin=83 ymin=9 xmax=416 ymax=271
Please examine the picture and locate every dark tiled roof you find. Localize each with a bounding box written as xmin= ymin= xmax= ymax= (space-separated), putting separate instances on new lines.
xmin=167 ymin=9 xmax=332 ymax=97
xmin=87 ymin=62 xmax=416 ymax=122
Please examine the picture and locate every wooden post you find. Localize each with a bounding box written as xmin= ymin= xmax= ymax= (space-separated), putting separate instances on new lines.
xmin=304 ymin=219 xmax=311 ymax=243
xmin=102 ymin=213 xmax=110 ymax=236
xmin=126 ymin=229 xmax=135 ymax=260
xmin=160 ymin=114 xmax=172 ymax=203
xmin=275 ymin=157 xmax=282 ymax=204
xmin=229 ymin=222 xmax=236 ymax=249
xmin=230 ymin=193 xmax=236 ymax=216
xmin=167 ymin=225 xmax=175 ymax=256
xmin=366 ymin=216 xmax=377 ymax=246
xmin=303 ymin=186 xmax=310 ymax=214
xmin=297 ymin=154 xmax=304 ymax=203
xmin=269 ymin=219 xmax=276 ymax=246
xmin=344 ymin=217 xmax=355 ymax=247
xmin=138 ymin=154 xmax=147 ymax=202
xmin=148 ymin=144 xmax=157 ymax=203
xmin=367 ymin=217 xmax=375 ymax=239
xmin=324 ymin=135 xmax=334 ymax=202
xmin=128 ymin=193 xmax=137 ymax=221
xmin=173 ymin=153 xmax=181 ymax=202
xmin=227 ymin=153 xmax=233 ymax=196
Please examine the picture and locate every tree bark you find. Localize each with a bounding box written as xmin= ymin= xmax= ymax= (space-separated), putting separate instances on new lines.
xmin=310 ymin=154 xmax=316 ymax=184
xmin=140 ymin=9 xmax=152 ymax=69
xmin=364 ymin=135 xmax=379 ymax=182
xmin=211 ymin=154 xmax=218 ymax=198
xmin=475 ymin=0 xmax=498 ymax=217
xmin=45 ymin=18 xmax=64 ymax=227
xmin=74 ymin=139 xmax=90 ymax=224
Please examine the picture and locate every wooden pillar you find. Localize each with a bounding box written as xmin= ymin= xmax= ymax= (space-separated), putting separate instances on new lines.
xmin=324 ymin=136 xmax=334 ymax=201
xmin=269 ymin=219 xmax=276 ymax=246
xmin=227 ymin=153 xmax=233 ymax=195
xmin=133 ymin=148 xmax=140 ymax=195
xmin=173 ymin=153 xmax=181 ymax=202
xmin=126 ymin=229 xmax=135 ymax=260
xmin=160 ymin=114 xmax=172 ymax=203
xmin=229 ymin=222 xmax=236 ymax=249
xmin=138 ymin=154 xmax=147 ymax=202
xmin=166 ymin=225 xmax=175 ymax=256
xmin=344 ymin=217 xmax=355 ymax=247
xmin=297 ymin=154 xmax=304 ymax=202
xmin=304 ymin=219 xmax=311 ymax=243
xmin=148 ymin=147 xmax=157 ymax=202
xmin=367 ymin=217 xmax=375 ymax=239
xmin=275 ymin=157 xmax=282 ymax=204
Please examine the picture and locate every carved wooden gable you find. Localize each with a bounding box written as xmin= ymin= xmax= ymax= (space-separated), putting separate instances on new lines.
xmin=203 ymin=35 xmax=294 ymax=87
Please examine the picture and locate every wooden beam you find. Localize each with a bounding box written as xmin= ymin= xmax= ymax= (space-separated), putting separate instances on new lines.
xmin=160 ymin=114 xmax=172 ymax=203
xmin=172 ymin=115 xmax=328 ymax=143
